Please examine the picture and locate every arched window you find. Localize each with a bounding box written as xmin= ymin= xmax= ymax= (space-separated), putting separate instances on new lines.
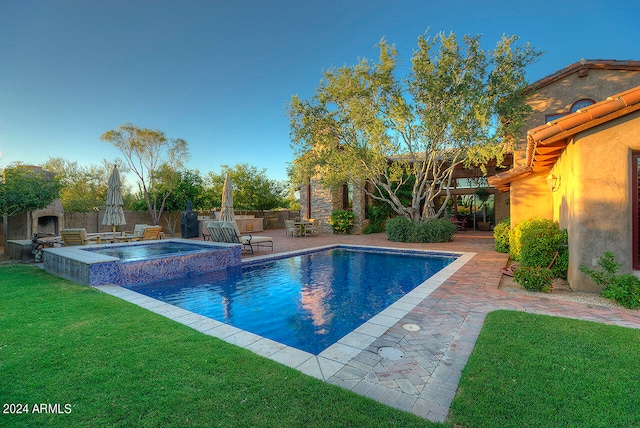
xmin=570 ymin=99 xmax=595 ymax=113
xmin=545 ymin=99 xmax=597 ymax=123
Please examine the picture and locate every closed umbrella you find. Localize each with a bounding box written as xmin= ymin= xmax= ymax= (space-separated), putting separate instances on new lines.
xmin=102 ymin=165 xmax=126 ymax=238
xmin=219 ymin=173 xmax=235 ymax=222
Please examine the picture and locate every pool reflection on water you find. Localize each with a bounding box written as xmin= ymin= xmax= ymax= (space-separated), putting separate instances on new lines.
xmin=126 ymin=247 xmax=458 ymax=355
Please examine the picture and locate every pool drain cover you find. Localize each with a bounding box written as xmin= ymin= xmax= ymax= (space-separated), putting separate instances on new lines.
xmin=377 ymin=347 xmax=405 ymax=360
xmin=402 ymin=323 xmax=420 ymax=331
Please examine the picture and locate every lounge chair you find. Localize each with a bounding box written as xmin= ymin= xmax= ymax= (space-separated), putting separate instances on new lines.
xmin=208 ymin=221 xmax=273 ymax=254
xmin=61 ymin=228 xmax=102 ymax=245
xmin=119 ymin=225 xmax=163 ymax=242
xmin=206 ymin=221 xmax=225 ymax=243
xmin=450 ymin=217 xmax=467 ymax=231
xmin=138 ymin=225 xmax=163 ymax=241
xmin=123 ymin=224 xmax=150 ymax=238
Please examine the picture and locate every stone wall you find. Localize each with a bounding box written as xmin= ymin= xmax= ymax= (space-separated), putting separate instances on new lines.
xmin=300 ymin=178 xmax=369 ymax=234
xmin=301 ymin=178 xmax=338 ymax=234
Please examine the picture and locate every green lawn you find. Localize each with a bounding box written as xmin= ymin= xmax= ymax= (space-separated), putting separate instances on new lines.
xmin=0 ymin=264 xmax=433 ymax=427
xmin=2 ymin=264 xmax=640 ymax=427
xmin=448 ymin=310 xmax=640 ymax=428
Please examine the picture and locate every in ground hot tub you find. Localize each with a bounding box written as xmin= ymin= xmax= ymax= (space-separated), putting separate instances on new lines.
xmin=43 ymin=239 xmax=242 ymax=286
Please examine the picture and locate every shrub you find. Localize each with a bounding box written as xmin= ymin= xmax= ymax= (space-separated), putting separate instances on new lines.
xmin=509 ymin=219 xmax=524 ymax=261
xmin=385 ymin=216 xmax=414 ymax=242
xmin=511 ymin=217 xmax=568 ymax=279
xmin=601 ymin=274 xmax=640 ymax=310
xmin=329 ymin=209 xmax=355 ymax=234
xmin=493 ymin=217 xmax=510 ymax=253
xmin=513 ymin=266 xmax=554 ymax=293
xmin=418 ymin=218 xmax=456 ymax=243
xmin=363 ymin=204 xmax=392 ymax=234
xmin=580 ymin=251 xmax=640 ymax=309
xmin=386 ymin=217 xmax=456 ymax=243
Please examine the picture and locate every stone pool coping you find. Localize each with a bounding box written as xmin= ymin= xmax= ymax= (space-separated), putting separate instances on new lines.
xmin=95 ymin=245 xmax=474 ymax=414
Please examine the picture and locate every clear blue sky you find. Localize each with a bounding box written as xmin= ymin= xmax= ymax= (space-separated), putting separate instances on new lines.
xmin=2 ymin=0 xmax=639 ymax=182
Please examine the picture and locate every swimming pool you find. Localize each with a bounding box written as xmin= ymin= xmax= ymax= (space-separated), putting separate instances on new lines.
xmin=126 ymin=246 xmax=458 ymax=354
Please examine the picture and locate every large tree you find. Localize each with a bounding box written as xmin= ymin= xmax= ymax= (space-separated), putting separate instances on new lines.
xmin=0 ymin=163 xmax=61 ymax=217
xmin=158 ymin=169 xmax=205 ymax=236
xmin=101 ymin=123 xmax=190 ymax=225
xmin=205 ymin=163 xmax=287 ymax=212
xmin=288 ymin=31 xmax=541 ymax=222
xmin=43 ymin=157 xmax=131 ymax=212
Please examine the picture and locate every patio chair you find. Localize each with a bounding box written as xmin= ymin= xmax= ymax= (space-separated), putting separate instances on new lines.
xmin=285 ymin=219 xmax=301 ymax=237
xmin=206 ymin=221 xmax=226 ymax=243
xmin=60 ymin=228 xmax=101 ymax=245
xmin=121 ymin=225 xmax=163 ymax=242
xmin=450 ymin=217 xmax=467 ymax=231
xmin=305 ymin=218 xmax=320 ymax=236
xmin=139 ymin=226 xmax=163 ymax=240
xmin=218 ymin=221 xmax=273 ymax=254
xmin=123 ymin=224 xmax=150 ymax=239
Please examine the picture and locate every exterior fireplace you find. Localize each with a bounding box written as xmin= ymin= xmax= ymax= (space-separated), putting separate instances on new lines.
xmin=31 ymin=199 xmax=64 ymax=238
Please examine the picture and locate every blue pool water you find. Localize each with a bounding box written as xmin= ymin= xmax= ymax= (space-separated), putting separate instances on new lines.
xmin=85 ymin=241 xmax=219 ymax=261
xmin=126 ymin=247 xmax=457 ymax=354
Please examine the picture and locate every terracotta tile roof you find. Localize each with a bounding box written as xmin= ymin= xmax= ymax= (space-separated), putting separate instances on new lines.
xmin=486 ymin=165 xmax=533 ymax=192
xmin=529 ymin=59 xmax=640 ymax=91
xmin=489 ymin=84 xmax=640 ymax=190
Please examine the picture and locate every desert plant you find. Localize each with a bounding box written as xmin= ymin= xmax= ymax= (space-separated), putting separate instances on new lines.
xmin=513 ymin=266 xmax=554 ymax=293
xmin=329 ymin=209 xmax=355 ymax=234
xmin=493 ymin=217 xmax=510 ymax=253
xmin=579 ymin=251 xmax=620 ymax=286
xmin=475 ymin=188 xmax=490 ymax=223
xmin=601 ymin=274 xmax=640 ymax=310
xmin=580 ymin=251 xmax=640 ymax=309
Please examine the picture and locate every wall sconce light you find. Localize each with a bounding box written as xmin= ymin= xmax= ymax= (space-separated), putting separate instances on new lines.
xmin=546 ymin=173 xmax=558 ymax=192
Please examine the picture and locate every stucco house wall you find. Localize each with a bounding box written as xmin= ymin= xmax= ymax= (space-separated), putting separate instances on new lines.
xmin=516 ymin=64 xmax=640 ymax=164
xmin=490 ymin=83 xmax=640 ymax=293
xmin=508 ymin=61 xmax=640 ymax=231
xmin=508 ymin=172 xmax=553 ymax=228
xmin=551 ymin=112 xmax=640 ymax=291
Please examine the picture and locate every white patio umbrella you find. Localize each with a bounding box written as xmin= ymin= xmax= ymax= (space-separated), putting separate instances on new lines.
xmin=102 ymin=165 xmax=126 ymax=238
xmin=219 ymin=173 xmax=236 ymax=222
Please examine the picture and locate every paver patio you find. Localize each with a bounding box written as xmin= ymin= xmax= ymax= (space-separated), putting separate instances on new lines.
xmin=232 ymin=228 xmax=640 ymax=422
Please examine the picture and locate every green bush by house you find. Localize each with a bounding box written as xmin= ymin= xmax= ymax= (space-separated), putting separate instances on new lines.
xmin=493 ymin=217 xmax=510 ymax=253
xmin=509 ymin=217 xmax=568 ymax=292
xmin=329 ymin=209 xmax=355 ymax=234
xmin=580 ymin=251 xmax=640 ymax=309
xmin=363 ymin=204 xmax=392 ymax=234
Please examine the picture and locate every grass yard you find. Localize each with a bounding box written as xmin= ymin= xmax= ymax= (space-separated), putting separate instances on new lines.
xmin=2 ymin=264 xmax=640 ymax=427
xmin=448 ymin=310 xmax=640 ymax=428
xmin=0 ymin=264 xmax=433 ymax=428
